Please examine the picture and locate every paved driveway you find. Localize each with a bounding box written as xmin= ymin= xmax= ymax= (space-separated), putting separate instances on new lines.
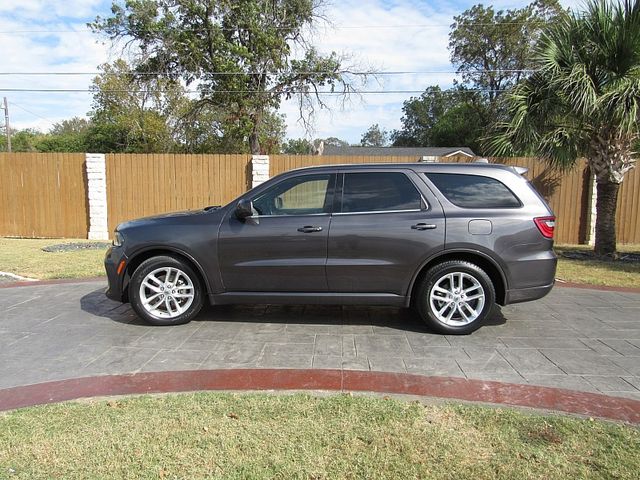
xmin=1 ymin=280 xmax=639 ymax=400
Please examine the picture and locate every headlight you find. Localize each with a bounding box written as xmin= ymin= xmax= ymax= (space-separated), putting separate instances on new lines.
xmin=113 ymin=231 xmax=125 ymax=247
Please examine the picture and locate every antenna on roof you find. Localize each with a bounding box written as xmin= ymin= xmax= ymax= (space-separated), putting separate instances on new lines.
xmin=474 ymin=158 xmax=489 ymax=164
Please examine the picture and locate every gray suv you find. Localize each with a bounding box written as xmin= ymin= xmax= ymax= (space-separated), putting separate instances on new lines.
xmin=105 ymin=163 xmax=557 ymax=334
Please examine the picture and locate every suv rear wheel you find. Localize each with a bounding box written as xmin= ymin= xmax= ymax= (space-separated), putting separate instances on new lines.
xmin=129 ymin=255 xmax=204 ymax=326
xmin=416 ymin=260 xmax=496 ymax=335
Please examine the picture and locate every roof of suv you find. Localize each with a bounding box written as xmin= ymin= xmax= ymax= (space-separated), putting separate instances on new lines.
xmin=288 ymin=162 xmax=523 ymax=175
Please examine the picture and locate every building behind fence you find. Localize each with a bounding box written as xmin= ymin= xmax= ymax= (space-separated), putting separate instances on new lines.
xmin=0 ymin=152 xmax=638 ymax=244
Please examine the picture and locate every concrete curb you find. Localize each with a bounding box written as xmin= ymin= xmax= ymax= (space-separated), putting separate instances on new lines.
xmin=1 ymin=370 xmax=638 ymax=423
xmin=0 ymin=271 xmax=37 ymax=282
xmin=0 ymin=276 xmax=107 ymax=289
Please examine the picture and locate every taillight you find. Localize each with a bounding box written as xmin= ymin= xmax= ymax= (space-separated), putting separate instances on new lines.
xmin=534 ymin=216 xmax=556 ymax=239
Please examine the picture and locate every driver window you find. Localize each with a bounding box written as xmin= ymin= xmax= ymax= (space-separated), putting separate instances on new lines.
xmin=253 ymin=174 xmax=332 ymax=216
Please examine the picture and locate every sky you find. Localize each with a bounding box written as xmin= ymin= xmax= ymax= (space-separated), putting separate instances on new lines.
xmin=0 ymin=0 xmax=583 ymax=144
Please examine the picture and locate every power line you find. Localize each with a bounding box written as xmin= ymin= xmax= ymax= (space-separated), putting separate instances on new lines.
xmin=0 ymin=87 xmax=503 ymax=94
xmin=0 ymin=69 xmax=536 ymax=76
xmin=8 ymin=101 xmax=55 ymax=125
xmin=0 ymin=22 xmax=544 ymax=35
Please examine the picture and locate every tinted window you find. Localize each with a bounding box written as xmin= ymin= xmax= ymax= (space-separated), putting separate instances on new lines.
xmin=342 ymin=172 xmax=422 ymax=213
xmin=253 ymin=174 xmax=332 ymax=215
xmin=426 ymin=173 xmax=521 ymax=208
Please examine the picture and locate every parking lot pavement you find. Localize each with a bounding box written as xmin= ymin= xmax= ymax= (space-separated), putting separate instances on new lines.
xmin=1 ymin=280 xmax=639 ymax=400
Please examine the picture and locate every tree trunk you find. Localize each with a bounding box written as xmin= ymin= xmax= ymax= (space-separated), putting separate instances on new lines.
xmin=249 ymin=130 xmax=261 ymax=155
xmin=249 ymin=112 xmax=262 ymax=155
xmin=588 ymin=130 xmax=635 ymax=257
xmin=594 ymin=181 xmax=620 ymax=257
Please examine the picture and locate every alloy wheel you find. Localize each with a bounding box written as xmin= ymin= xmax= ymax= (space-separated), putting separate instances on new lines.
xmin=138 ymin=267 xmax=195 ymax=319
xmin=428 ymin=272 xmax=485 ymax=326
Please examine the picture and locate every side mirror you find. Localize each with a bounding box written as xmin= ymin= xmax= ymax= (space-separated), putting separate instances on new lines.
xmin=235 ymin=199 xmax=254 ymax=220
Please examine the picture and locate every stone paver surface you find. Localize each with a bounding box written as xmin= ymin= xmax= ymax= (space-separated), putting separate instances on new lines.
xmin=1 ymin=281 xmax=639 ymax=400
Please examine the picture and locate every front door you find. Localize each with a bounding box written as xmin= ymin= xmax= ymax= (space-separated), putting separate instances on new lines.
xmin=327 ymin=170 xmax=445 ymax=294
xmin=218 ymin=173 xmax=335 ymax=292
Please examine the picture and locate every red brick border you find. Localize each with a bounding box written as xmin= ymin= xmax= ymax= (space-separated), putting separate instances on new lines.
xmin=0 ymin=370 xmax=638 ymax=423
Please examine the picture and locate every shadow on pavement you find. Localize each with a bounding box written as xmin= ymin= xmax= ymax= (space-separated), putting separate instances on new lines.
xmin=80 ymin=289 xmax=147 ymax=326
xmin=81 ymin=287 xmax=507 ymax=334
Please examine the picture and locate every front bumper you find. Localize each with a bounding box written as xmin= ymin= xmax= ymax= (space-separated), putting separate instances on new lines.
xmin=104 ymin=246 xmax=128 ymax=302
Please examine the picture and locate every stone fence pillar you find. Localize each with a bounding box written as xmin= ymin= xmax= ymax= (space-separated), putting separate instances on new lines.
xmin=251 ymin=155 xmax=270 ymax=188
xmin=85 ymin=153 xmax=109 ymax=240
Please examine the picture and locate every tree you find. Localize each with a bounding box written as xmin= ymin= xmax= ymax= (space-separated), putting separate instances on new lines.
xmin=87 ymin=60 xmax=187 ymax=153
xmin=391 ymin=86 xmax=487 ymax=152
xmin=449 ymin=0 xmax=565 ymax=106
xmin=430 ymin=102 xmax=486 ymax=152
xmin=282 ymin=138 xmax=313 ymax=154
xmin=0 ymin=129 xmax=44 ymax=152
xmin=36 ymin=117 xmax=90 ymax=152
xmin=487 ymin=0 xmax=639 ymax=256
xmin=317 ymin=137 xmax=349 ymax=148
xmin=91 ymin=0 xmax=362 ymax=154
xmin=360 ymin=124 xmax=389 ymax=147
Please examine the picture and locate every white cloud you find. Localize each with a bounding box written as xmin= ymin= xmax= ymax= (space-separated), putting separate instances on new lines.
xmin=0 ymin=0 xmax=104 ymax=19
xmin=0 ymin=7 xmax=108 ymax=130
xmin=0 ymin=0 xmax=584 ymax=143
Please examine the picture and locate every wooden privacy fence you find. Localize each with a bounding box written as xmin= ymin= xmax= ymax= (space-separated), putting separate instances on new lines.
xmin=269 ymin=154 xmax=420 ymax=176
xmin=0 ymin=153 xmax=88 ymax=238
xmin=106 ymin=154 xmax=251 ymax=233
xmin=0 ymin=152 xmax=638 ymax=244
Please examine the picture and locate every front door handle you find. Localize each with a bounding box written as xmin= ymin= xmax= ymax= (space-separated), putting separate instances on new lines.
xmin=297 ymin=226 xmax=323 ymax=233
xmin=411 ymin=223 xmax=437 ymax=231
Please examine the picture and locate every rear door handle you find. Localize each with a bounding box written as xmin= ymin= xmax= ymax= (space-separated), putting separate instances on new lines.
xmin=297 ymin=226 xmax=323 ymax=233
xmin=411 ymin=223 xmax=437 ymax=231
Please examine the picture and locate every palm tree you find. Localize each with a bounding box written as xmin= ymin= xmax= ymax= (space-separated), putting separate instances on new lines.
xmin=487 ymin=0 xmax=639 ymax=256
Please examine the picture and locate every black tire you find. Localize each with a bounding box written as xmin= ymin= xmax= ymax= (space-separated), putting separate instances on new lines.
xmin=415 ymin=260 xmax=496 ymax=335
xmin=129 ymin=255 xmax=204 ymax=326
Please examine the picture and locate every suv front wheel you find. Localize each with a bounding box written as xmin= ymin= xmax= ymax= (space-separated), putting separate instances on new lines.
xmin=416 ymin=260 xmax=496 ymax=335
xmin=129 ymin=255 xmax=204 ymax=326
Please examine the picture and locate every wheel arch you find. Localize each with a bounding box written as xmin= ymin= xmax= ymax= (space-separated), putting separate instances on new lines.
xmin=123 ymin=247 xmax=211 ymax=302
xmin=408 ymin=250 xmax=508 ymax=307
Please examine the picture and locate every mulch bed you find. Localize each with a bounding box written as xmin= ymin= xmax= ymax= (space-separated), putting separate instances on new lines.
xmin=559 ymin=250 xmax=640 ymax=263
xmin=41 ymin=242 xmax=111 ymax=253
xmin=0 ymin=274 xmax=17 ymax=285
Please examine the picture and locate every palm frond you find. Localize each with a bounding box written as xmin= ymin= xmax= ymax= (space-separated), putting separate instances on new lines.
xmin=486 ymin=0 xmax=640 ymax=166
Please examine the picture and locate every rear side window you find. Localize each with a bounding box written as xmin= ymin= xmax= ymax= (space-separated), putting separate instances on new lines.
xmin=426 ymin=173 xmax=521 ymax=208
xmin=342 ymin=172 xmax=422 ymax=213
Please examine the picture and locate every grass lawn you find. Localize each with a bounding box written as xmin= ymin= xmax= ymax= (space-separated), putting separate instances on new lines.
xmin=555 ymin=244 xmax=640 ymax=288
xmin=0 ymin=237 xmax=639 ymax=289
xmin=0 ymin=393 xmax=638 ymax=479
xmin=0 ymin=238 xmax=107 ymax=279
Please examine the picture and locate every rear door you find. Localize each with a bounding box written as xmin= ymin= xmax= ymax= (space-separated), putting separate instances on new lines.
xmin=326 ymin=169 xmax=445 ymax=294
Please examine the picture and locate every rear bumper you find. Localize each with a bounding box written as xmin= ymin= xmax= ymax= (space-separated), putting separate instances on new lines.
xmin=104 ymin=246 xmax=128 ymax=302
xmin=504 ymin=281 xmax=554 ymax=305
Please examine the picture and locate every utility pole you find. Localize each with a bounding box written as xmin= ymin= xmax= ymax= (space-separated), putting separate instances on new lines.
xmin=3 ymin=97 xmax=10 ymax=152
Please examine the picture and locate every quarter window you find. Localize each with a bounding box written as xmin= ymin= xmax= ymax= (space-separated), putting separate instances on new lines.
xmin=341 ymin=172 xmax=422 ymax=213
xmin=426 ymin=173 xmax=521 ymax=208
xmin=253 ymin=174 xmax=332 ymax=216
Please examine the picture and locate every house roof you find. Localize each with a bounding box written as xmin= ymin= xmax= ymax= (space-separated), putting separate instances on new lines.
xmin=322 ymin=145 xmax=476 ymax=157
